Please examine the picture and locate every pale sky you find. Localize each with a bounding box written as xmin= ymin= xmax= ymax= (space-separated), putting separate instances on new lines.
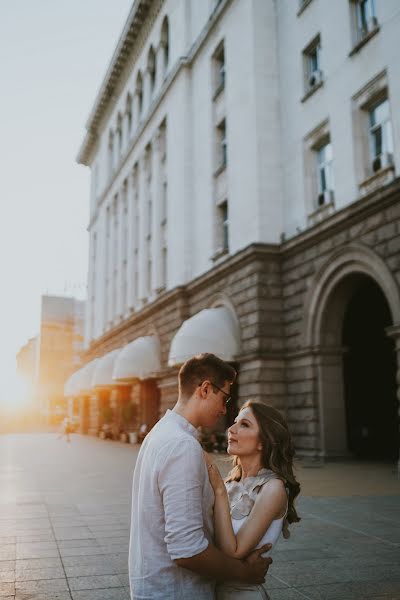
xmin=0 ymin=0 xmax=133 ymax=405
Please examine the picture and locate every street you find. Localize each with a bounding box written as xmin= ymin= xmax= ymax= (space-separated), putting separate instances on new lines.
xmin=0 ymin=434 xmax=399 ymax=600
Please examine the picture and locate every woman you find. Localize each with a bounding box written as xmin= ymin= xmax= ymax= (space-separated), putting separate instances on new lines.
xmin=205 ymin=401 xmax=300 ymax=599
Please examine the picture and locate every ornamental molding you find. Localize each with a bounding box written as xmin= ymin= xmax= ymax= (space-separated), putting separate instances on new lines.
xmin=77 ymin=0 xmax=232 ymax=166
xmin=77 ymin=0 xmax=163 ymax=165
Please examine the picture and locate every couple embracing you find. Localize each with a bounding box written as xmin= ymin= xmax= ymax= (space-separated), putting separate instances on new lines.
xmin=128 ymin=353 xmax=300 ymax=599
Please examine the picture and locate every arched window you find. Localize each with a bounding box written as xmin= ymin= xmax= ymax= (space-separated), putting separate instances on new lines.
xmin=136 ymin=71 xmax=143 ymax=118
xmin=116 ymin=113 xmax=123 ymax=154
xmin=108 ymin=130 xmax=114 ymax=175
xmin=148 ymin=46 xmax=156 ymax=96
xmin=161 ymin=16 xmax=169 ymax=77
xmin=126 ymin=93 xmax=132 ymax=136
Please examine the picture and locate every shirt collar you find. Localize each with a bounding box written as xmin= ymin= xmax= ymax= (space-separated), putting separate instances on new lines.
xmin=165 ymin=409 xmax=200 ymax=440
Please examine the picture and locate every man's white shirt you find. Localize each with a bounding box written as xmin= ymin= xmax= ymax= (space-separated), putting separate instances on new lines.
xmin=129 ymin=410 xmax=215 ymax=599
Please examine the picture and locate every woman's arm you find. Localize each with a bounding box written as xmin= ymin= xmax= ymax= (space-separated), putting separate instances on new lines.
xmin=205 ymin=455 xmax=287 ymax=559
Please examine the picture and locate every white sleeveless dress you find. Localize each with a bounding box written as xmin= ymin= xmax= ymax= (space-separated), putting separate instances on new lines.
xmin=216 ymin=468 xmax=287 ymax=600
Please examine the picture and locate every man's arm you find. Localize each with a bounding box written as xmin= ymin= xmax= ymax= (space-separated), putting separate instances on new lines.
xmin=158 ymin=439 xmax=271 ymax=583
xmin=175 ymin=543 xmax=272 ymax=584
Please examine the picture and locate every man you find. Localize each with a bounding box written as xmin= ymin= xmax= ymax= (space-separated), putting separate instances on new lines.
xmin=128 ymin=353 xmax=272 ymax=599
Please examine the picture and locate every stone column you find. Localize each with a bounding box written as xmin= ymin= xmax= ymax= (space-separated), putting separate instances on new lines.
xmin=106 ymin=205 xmax=112 ymax=325
xmin=126 ymin=169 xmax=135 ymax=312
xmin=116 ymin=186 xmax=126 ymax=319
xmin=314 ymin=347 xmax=348 ymax=459
xmin=109 ymin=198 xmax=117 ymax=323
xmin=138 ymin=154 xmax=148 ymax=303
xmin=386 ymin=324 xmax=400 ymax=473
xmin=151 ymin=130 xmax=162 ymax=293
xmin=86 ymin=229 xmax=95 ymax=341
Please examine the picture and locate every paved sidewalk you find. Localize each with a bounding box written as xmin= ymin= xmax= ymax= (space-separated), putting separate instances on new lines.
xmin=0 ymin=434 xmax=399 ymax=600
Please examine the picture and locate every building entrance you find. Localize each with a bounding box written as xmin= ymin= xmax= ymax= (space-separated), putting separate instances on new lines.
xmin=342 ymin=277 xmax=397 ymax=460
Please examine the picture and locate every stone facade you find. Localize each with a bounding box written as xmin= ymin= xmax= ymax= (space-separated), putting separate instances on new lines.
xmin=282 ymin=179 xmax=400 ymax=457
xmin=75 ymin=0 xmax=400 ymax=463
xmin=82 ymin=176 xmax=400 ymax=461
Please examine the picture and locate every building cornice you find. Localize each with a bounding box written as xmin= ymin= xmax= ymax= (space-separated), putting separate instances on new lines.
xmin=83 ymin=242 xmax=280 ymax=360
xmin=282 ymin=176 xmax=400 ymax=257
xmin=84 ymin=176 xmax=400 ymax=360
xmin=77 ymin=0 xmax=155 ymax=166
xmin=78 ymin=0 xmax=232 ymax=169
xmin=186 ymin=243 xmax=280 ymax=298
xmin=85 ymin=285 xmax=188 ymax=359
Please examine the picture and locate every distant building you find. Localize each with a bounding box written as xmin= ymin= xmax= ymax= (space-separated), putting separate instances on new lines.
xmin=36 ymin=295 xmax=85 ymax=422
xmin=16 ymin=336 xmax=39 ymax=408
xmin=74 ymin=0 xmax=400 ymax=463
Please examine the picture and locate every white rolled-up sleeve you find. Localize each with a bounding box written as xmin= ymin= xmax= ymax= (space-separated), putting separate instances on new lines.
xmin=158 ymin=438 xmax=209 ymax=561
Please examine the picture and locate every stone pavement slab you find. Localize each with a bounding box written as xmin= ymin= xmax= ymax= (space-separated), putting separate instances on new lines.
xmin=0 ymin=433 xmax=399 ymax=600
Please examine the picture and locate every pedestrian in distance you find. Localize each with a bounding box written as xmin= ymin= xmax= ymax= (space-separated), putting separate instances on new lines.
xmin=58 ymin=417 xmax=72 ymax=443
xmin=128 ymin=353 xmax=272 ymax=599
xmin=205 ymin=401 xmax=301 ymax=599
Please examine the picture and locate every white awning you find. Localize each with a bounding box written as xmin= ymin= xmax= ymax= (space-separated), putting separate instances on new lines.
xmin=91 ymin=349 xmax=122 ymax=388
xmin=77 ymin=359 xmax=99 ymax=393
xmin=168 ymin=307 xmax=240 ymax=366
xmin=112 ymin=336 xmax=161 ymax=382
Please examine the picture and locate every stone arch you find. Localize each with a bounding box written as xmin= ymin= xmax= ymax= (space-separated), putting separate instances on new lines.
xmin=301 ymin=243 xmax=400 ymax=459
xmin=303 ymin=243 xmax=400 ymax=348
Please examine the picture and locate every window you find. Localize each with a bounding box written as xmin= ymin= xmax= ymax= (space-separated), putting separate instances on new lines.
xmin=116 ymin=113 xmax=123 ymax=155
xmin=354 ymin=0 xmax=377 ymax=40
xmin=352 ymin=72 xmax=395 ymax=193
xmin=148 ymin=46 xmax=156 ymax=96
xmin=369 ymin=99 xmax=393 ymax=172
xmin=126 ymin=94 xmax=132 ymax=138
xmin=136 ymin=72 xmax=143 ymax=118
xmin=304 ymin=120 xmax=336 ymax=220
xmin=161 ymin=181 xmax=167 ymax=222
xmin=303 ymin=36 xmax=323 ymax=94
xmin=217 ymin=119 xmax=227 ymax=169
xmin=213 ymin=42 xmax=225 ymax=95
xmin=218 ymin=200 xmax=229 ymax=252
xmin=147 ymin=257 xmax=152 ymax=297
xmin=316 ymin=141 xmax=334 ymax=206
xmin=161 ymin=17 xmax=169 ymax=77
xmin=108 ymin=131 xmax=114 ymax=176
xmin=147 ymin=192 xmax=152 ymax=238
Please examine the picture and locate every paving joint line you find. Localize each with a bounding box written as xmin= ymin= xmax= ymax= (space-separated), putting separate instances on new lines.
xmin=43 ymin=501 xmax=73 ymax=600
xmin=301 ymin=510 xmax=399 ymax=547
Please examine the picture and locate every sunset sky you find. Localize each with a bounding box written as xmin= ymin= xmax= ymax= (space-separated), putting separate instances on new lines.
xmin=0 ymin=0 xmax=132 ymax=407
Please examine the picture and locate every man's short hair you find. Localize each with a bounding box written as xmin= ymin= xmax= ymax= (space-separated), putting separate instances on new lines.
xmin=178 ymin=353 xmax=236 ymax=399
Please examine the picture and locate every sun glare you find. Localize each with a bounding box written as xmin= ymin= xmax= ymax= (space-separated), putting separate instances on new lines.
xmin=0 ymin=376 xmax=31 ymax=412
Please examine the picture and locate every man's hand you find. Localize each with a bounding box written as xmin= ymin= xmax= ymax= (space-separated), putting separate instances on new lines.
xmin=241 ymin=544 xmax=272 ymax=584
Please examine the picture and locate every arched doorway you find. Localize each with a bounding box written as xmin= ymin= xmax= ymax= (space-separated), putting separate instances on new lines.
xmin=304 ymin=244 xmax=400 ymax=461
xmin=342 ymin=277 xmax=397 ymax=459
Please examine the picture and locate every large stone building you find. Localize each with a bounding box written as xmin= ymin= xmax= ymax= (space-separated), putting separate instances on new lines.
xmin=73 ymin=0 xmax=400 ymax=462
